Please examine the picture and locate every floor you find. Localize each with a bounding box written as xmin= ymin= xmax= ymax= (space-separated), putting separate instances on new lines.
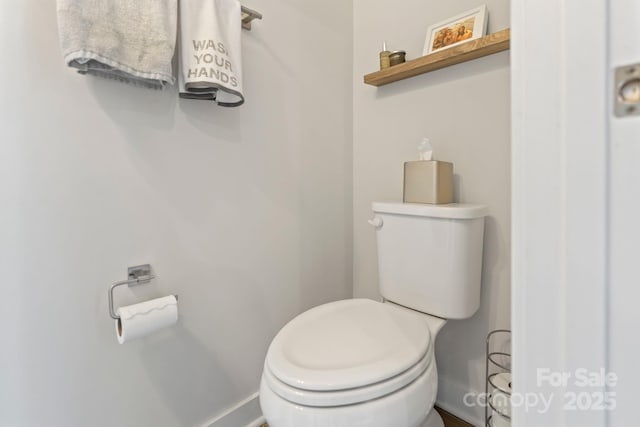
xmin=435 ymin=406 xmax=475 ymax=427
xmin=260 ymin=407 xmax=474 ymax=427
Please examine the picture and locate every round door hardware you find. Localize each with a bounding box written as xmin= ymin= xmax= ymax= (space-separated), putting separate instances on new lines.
xmin=619 ymin=78 xmax=640 ymax=104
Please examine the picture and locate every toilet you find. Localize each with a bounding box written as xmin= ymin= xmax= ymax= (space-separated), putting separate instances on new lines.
xmin=260 ymin=202 xmax=488 ymax=427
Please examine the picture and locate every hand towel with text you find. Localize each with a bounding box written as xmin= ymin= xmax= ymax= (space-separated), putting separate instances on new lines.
xmin=179 ymin=0 xmax=244 ymax=106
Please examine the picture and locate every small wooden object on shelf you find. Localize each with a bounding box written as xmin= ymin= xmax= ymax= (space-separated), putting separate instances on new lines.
xmin=363 ymin=28 xmax=510 ymax=87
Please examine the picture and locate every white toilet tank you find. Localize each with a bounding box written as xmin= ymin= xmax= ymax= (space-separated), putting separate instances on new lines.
xmin=371 ymin=202 xmax=488 ymax=319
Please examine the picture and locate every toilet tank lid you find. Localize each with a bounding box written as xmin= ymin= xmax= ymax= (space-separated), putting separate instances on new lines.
xmin=372 ymin=202 xmax=488 ymax=219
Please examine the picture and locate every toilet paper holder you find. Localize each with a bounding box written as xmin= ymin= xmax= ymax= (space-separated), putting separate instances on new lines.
xmin=108 ymin=264 xmax=155 ymax=320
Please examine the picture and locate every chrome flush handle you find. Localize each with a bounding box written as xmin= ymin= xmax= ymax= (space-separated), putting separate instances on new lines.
xmin=367 ymin=216 xmax=383 ymax=229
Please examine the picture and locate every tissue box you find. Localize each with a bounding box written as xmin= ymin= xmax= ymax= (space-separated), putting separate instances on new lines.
xmin=403 ymin=160 xmax=453 ymax=204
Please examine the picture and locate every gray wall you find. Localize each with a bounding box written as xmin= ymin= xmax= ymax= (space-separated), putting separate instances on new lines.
xmin=0 ymin=0 xmax=511 ymax=424
xmin=353 ymin=0 xmax=511 ymax=423
xmin=0 ymin=0 xmax=352 ymax=426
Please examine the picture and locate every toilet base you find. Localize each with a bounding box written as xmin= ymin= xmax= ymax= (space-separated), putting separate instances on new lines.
xmin=420 ymin=409 xmax=444 ymax=427
xmin=260 ymin=355 xmax=438 ymax=427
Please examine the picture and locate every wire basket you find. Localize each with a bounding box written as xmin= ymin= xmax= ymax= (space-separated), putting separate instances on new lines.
xmin=485 ymin=329 xmax=511 ymax=427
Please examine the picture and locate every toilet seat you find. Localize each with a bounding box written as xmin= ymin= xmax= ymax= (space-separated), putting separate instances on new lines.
xmin=263 ymin=343 xmax=433 ymax=406
xmin=264 ymin=299 xmax=433 ymax=406
xmin=260 ymin=359 xmax=440 ymax=427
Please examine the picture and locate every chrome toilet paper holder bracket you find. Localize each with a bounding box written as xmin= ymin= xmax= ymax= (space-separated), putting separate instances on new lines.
xmin=108 ymin=264 xmax=155 ymax=320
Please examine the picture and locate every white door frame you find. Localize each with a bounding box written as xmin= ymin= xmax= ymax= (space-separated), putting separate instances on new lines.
xmin=511 ymin=0 xmax=610 ymax=425
xmin=605 ymin=0 xmax=640 ymax=425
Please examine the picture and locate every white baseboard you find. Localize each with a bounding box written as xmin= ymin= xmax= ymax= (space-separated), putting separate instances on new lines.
xmin=203 ymin=392 xmax=263 ymax=427
xmin=201 ymin=381 xmax=484 ymax=427
xmin=245 ymin=416 xmax=266 ymax=427
xmin=436 ymin=376 xmax=484 ymax=427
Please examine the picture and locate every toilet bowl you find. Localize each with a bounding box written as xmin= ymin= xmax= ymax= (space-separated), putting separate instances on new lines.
xmin=260 ymin=299 xmax=446 ymax=427
xmin=260 ymin=202 xmax=488 ymax=427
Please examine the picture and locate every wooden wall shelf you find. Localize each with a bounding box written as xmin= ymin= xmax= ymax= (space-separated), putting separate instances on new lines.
xmin=363 ymin=28 xmax=510 ymax=87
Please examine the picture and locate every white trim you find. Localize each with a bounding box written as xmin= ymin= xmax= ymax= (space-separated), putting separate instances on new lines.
xmin=436 ymin=375 xmax=484 ymax=427
xmin=512 ymin=0 xmax=608 ymax=425
xmin=244 ymin=416 xmax=266 ymax=427
xmin=202 ymin=392 xmax=263 ymax=427
xmin=607 ymin=0 xmax=640 ymax=424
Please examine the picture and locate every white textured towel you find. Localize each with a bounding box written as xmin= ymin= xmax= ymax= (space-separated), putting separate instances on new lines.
xmin=57 ymin=0 xmax=177 ymax=90
xmin=179 ymin=0 xmax=244 ymax=106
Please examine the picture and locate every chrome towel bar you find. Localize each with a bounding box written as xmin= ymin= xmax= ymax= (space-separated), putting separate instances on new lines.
xmin=241 ymin=5 xmax=262 ymax=30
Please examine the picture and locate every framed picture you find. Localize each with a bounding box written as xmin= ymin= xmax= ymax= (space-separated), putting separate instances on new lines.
xmin=423 ymin=5 xmax=488 ymax=55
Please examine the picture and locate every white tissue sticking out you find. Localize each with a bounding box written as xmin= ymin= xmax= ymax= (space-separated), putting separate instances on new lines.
xmin=418 ymin=137 xmax=433 ymax=161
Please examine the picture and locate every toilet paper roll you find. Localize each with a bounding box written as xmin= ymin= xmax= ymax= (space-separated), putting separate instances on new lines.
xmin=491 ymin=412 xmax=510 ymax=427
xmin=491 ymin=372 xmax=512 ymax=393
xmin=115 ymin=295 xmax=178 ymax=344
xmin=490 ymin=373 xmax=512 ymax=424
xmin=491 ymin=389 xmax=512 ymax=419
